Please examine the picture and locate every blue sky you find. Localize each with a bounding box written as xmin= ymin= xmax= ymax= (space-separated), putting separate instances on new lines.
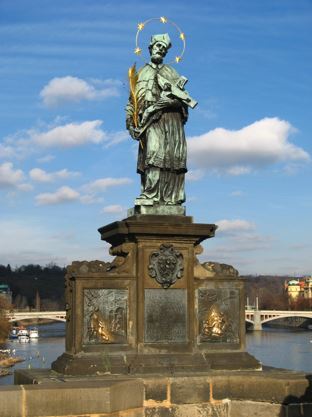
xmin=0 ymin=0 xmax=311 ymax=275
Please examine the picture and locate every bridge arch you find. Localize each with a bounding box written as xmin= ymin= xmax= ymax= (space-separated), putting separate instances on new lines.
xmin=9 ymin=315 xmax=66 ymax=323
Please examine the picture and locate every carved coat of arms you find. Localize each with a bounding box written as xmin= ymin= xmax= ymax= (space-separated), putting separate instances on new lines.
xmin=148 ymin=244 xmax=184 ymax=289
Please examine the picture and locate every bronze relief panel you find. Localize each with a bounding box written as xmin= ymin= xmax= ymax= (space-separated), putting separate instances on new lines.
xmin=83 ymin=289 xmax=128 ymax=344
xmin=197 ymin=288 xmax=240 ymax=344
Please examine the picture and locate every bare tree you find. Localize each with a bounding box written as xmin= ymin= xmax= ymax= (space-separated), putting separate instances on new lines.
xmin=0 ymin=297 xmax=11 ymax=342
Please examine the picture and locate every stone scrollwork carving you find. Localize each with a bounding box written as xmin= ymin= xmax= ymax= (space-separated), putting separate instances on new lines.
xmin=66 ymin=242 xmax=135 ymax=276
xmin=107 ymin=242 xmax=135 ymax=273
xmin=69 ymin=260 xmax=109 ymax=275
xmin=149 ymin=243 xmax=184 ymax=289
xmin=64 ymin=274 xmax=74 ymax=323
xmin=194 ymin=247 xmax=239 ymax=280
xmin=201 ymin=261 xmax=239 ymax=278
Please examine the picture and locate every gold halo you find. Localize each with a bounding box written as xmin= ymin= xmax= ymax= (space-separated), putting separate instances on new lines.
xmin=134 ymin=16 xmax=186 ymax=64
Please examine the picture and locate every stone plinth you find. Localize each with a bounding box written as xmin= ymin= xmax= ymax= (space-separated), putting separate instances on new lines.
xmin=51 ymin=214 xmax=260 ymax=375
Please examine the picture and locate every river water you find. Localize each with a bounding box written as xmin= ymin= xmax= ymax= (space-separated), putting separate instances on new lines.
xmin=0 ymin=322 xmax=65 ymax=386
xmin=0 ymin=323 xmax=311 ymax=385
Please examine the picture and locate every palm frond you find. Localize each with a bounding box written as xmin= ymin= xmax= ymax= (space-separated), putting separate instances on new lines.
xmin=128 ymin=63 xmax=139 ymax=128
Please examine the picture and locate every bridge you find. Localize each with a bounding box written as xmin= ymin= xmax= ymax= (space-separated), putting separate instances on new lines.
xmin=8 ymin=311 xmax=66 ymax=322
xmin=245 ymin=309 xmax=312 ymax=330
xmin=7 ymin=309 xmax=312 ymax=330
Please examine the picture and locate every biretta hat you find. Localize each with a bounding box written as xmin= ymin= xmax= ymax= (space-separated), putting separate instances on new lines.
xmin=149 ymin=33 xmax=172 ymax=49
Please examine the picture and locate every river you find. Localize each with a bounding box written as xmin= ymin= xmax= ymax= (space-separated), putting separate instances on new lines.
xmin=246 ymin=327 xmax=312 ymax=373
xmin=0 ymin=322 xmax=65 ymax=386
xmin=0 ymin=323 xmax=311 ymax=385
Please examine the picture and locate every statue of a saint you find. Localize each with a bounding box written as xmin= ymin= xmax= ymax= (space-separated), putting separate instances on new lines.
xmin=126 ymin=33 xmax=197 ymax=208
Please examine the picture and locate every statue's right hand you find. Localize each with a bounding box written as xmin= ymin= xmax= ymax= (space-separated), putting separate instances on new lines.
xmin=129 ymin=126 xmax=141 ymax=140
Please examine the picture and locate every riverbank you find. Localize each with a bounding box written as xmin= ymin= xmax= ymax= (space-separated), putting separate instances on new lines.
xmin=0 ymin=353 xmax=24 ymax=378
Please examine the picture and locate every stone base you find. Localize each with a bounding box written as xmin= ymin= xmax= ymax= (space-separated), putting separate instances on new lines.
xmin=128 ymin=204 xmax=186 ymax=216
xmin=51 ymin=352 xmax=261 ymax=376
xmin=12 ymin=368 xmax=312 ymax=417
xmin=57 ymin=215 xmax=257 ymax=380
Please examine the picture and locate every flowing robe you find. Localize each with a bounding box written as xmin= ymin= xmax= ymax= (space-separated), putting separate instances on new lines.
xmin=126 ymin=62 xmax=188 ymax=205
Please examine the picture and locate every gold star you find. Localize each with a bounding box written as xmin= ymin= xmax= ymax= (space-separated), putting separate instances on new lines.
xmin=160 ymin=16 xmax=168 ymax=23
xmin=179 ymin=32 xmax=185 ymax=41
xmin=134 ymin=47 xmax=142 ymax=55
xmin=175 ymin=56 xmax=182 ymax=63
xmin=137 ymin=22 xmax=145 ymax=31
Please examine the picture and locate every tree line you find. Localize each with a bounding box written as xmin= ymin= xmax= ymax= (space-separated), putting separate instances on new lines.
xmin=0 ymin=263 xmax=65 ymax=311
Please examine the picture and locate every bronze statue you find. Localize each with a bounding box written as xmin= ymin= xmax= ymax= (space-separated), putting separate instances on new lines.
xmin=126 ymin=33 xmax=197 ymax=208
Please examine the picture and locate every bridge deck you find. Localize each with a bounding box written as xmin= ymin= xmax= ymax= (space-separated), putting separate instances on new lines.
xmin=7 ymin=310 xmax=312 ymax=325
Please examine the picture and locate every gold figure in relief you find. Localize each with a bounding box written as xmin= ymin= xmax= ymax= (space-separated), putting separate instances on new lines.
xmin=89 ymin=307 xmax=111 ymax=342
xmin=202 ymin=304 xmax=228 ymax=338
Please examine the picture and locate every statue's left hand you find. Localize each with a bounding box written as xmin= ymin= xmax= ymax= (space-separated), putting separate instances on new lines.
xmin=155 ymin=97 xmax=181 ymax=110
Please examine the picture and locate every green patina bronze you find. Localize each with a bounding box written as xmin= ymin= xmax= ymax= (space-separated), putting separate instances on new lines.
xmin=126 ymin=33 xmax=197 ymax=211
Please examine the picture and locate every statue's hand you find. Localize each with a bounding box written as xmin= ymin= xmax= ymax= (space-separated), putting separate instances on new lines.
xmin=128 ymin=126 xmax=141 ymax=140
xmin=155 ymin=97 xmax=181 ymax=110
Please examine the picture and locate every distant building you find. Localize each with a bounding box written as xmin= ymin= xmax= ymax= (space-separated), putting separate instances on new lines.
xmin=285 ymin=277 xmax=312 ymax=301
xmin=303 ymin=277 xmax=312 ymax=299
xmin=286 ymin=280 xmax=302 ymax=300
xmin=0 ymin=283 xmax=12 ymax=305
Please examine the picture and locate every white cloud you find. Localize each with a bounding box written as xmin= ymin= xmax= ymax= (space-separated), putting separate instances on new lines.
xmin=186 ymin=169 xmax=204 ymax=181
xmin=216 ymin=219 xmax=256 ymax=235
xmin=37 ymin=154 xmax=55 ymax=163
xmin=0 ymin=162 xmax=31 ymax=190
xmin=83 ymin=177 xmax=132 ymax=193
xmin=32 ymin=120 xmax=105 ymax=148
xmin=200 ymin=229 xmax=275 ymax=274
xmin=282 ymin=163 xmax=302 ymax=176
xmin=3 ymin=121 xmax=126 ymax=158
xmin=0 ymin=219 xmax=107 ymax=266
xmin=0 ymin=162 xmax=24 ymax=187
xmin=35 ymin=186 xmax=80 ymax=205
xmin=230 ymin=190 xmax=244 ymax=197
xmin=40 ymin=76 xmax=121 ymax=107
xmin=18 ymin=183 xmax=33 ymax=192
xmin=80 ymin=194 xmax=104 ymax=205
xmin=207 ymin=218 xmax=275 ymax=271
xmin=188 ymin=117 xmax=310 ymax=175
xmin=226 ymin=166 xmax=251 ymax=176
xmin=0 ymin=144 xmax=14 ymax=159
xmin=29 ymin=168 xmax=80 ymax=182
xmin=102 ymin=204 xmax=124 ymax=214
xmin=104 ymin=130 xmax=130 ymax=147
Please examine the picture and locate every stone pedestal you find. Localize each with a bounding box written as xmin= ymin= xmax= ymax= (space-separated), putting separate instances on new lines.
xmin=52 ymin=215 xmax=260 ymax=375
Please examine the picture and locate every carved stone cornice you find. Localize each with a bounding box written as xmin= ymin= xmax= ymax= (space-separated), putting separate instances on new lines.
xmin=98 ymin=215 xmax=217 ymax=247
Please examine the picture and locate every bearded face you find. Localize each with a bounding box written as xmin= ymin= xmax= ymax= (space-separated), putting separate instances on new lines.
xmin=150 ymin=41 xmax=168 ymax=64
